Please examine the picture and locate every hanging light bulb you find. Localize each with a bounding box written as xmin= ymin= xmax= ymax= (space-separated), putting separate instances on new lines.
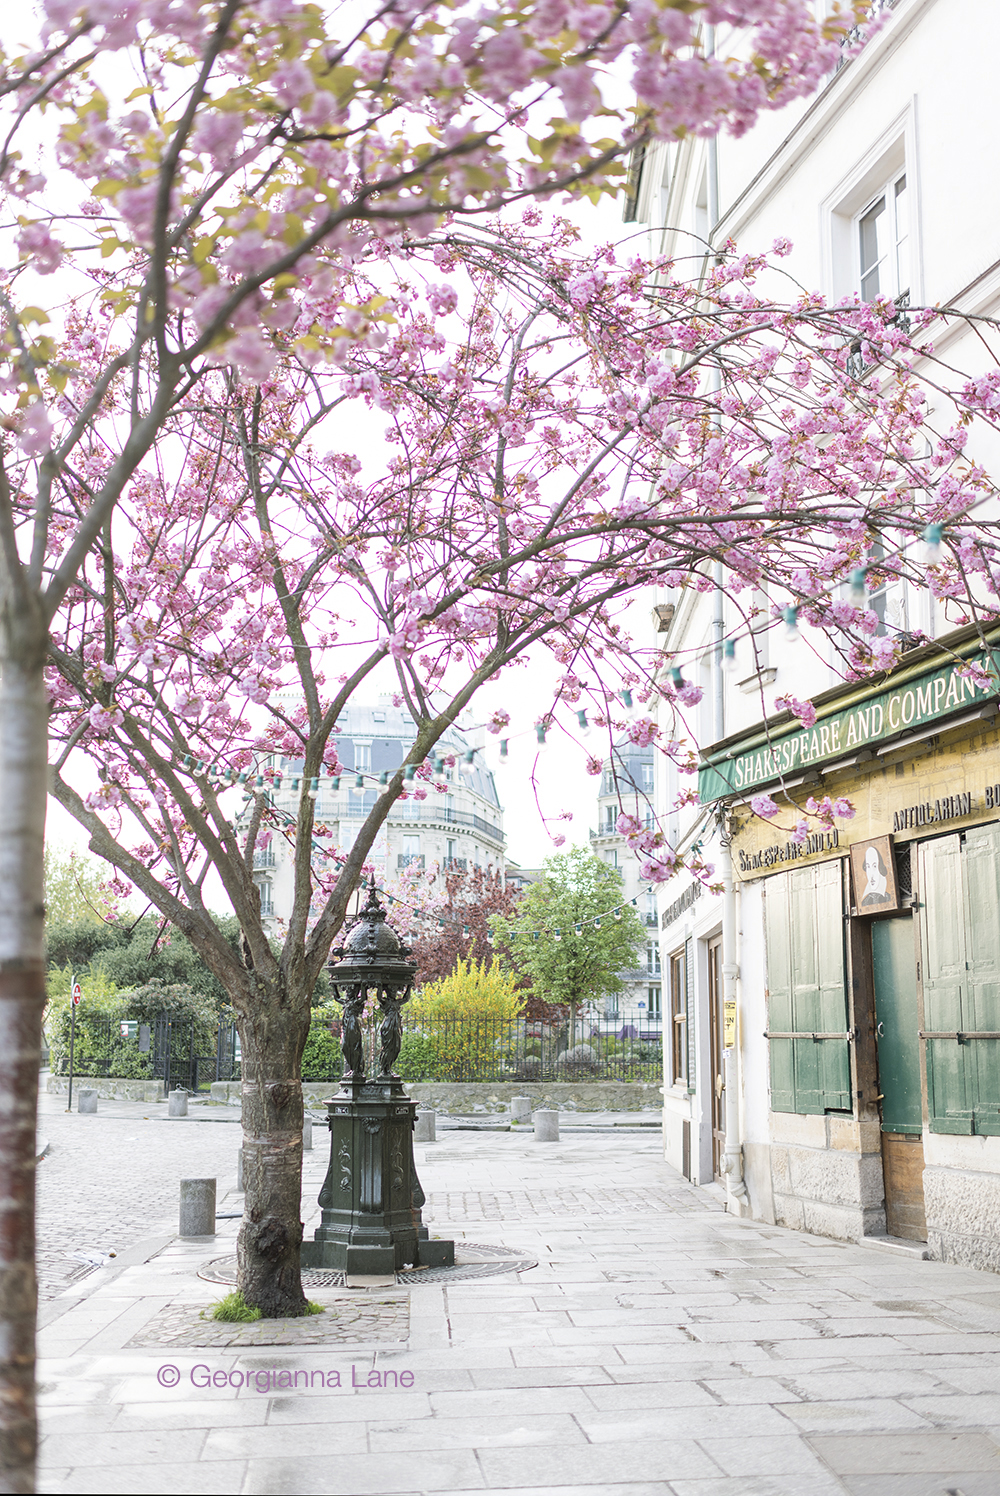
xmin=404 ymin=764 xmax=416 ymax=782
xmin=618 ymin=688 xmax=636 ymax=717
xmin=377 ymin=771 xmax=390 ymax=794
xmin=614 ymin=907 xmax=622 ymax=922
xmin=459 ymin=749 xmax=476 ymax=776
xmin=498 ymin=739 xmax=509 ymax=766
xmin=577 ymin=709 xmax=591 ymax=737
xmin=255 ymin=774 xmax=265 ymax=789
xmin=783 ymin=605 xmax=800 ymax=643
xmin=923 ymin=522 xmax=945 ymax=565
xmin=534 ymin=723 xmax=548 ymax=751
xmin=350 ymin=773 xmax=365 ymax=795
xmin=273 ymin=774 xmax=283 ymax=790
xmin=554 ymin=928 xmax=562 ymax=941
xmin=307 ymin=777 xmax=320 ymax=798
xmin=290 ymin=777 xmax=300 ymax=791
xmin=330 ymin=775 xmax=340 ymax=792
xmin=722 ymin=639 xmax=737 ymax=673
xmin=594 ymin=917 xmax=602 ymax=930
xmin=848 ymin=568 xmax=868 ymax=608
xmin=574 ymin=923 xmax=583 ymax=935
xmin=670 ymin=666 xmax=685 ymax=688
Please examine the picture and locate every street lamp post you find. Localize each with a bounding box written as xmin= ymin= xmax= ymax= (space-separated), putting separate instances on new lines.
xmin=301 ymin=877 xmax=455 ymax=1275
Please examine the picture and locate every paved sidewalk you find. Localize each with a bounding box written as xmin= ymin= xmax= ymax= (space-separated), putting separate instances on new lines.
xmin=35 ymin=1123 xmax=1000 ymax=1495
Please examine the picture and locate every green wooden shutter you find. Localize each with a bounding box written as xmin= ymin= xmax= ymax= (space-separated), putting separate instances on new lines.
xmin=765 ymin=861 xmax=850 ymax=1114
xmin=765 ymin=872 xmax=796 ymax=1112
xmin=922 ymin=828 xmax=1000 ymax=1136
xmin=919 ymin=834 xmax=972 ymax=1133
xmin=963 ymin=825 xmax=1000 ymax=1135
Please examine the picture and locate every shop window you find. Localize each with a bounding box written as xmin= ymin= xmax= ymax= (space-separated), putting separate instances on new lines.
xmin=920 ymin=827 xmax=1000 ymax=1136
xmin=764 ymin=861 xmax=851 ymax=1114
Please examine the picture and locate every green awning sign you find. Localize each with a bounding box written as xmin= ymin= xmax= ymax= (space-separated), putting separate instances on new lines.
xmin=698 ymin=649 xmax=1000 ymax=804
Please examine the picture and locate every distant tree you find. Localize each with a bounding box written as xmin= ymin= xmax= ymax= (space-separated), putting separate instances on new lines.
xmin=43 ymin=848 xmax=128 ymax=928
xmin=405 ymin=867 xmax=521 ymax=979
xmin=494 ymin=848 xmax=646 ymax=1047
xmin=43 ymin=914 xmax=245 ymax=1014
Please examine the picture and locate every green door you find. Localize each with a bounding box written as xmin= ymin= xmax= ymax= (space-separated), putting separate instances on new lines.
xmin=871 ymin=917 xmax=922 ymax=1133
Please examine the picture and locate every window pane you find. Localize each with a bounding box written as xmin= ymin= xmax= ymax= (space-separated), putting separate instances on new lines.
xmin=894 ymin=173 xmax=909 ymax=293
xmin=859 ymin=194 xmax=886 ymax=299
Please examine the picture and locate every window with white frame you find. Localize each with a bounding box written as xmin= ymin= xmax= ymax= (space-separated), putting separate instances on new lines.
xmin=857 ymin=170 xmax=909 ymax=303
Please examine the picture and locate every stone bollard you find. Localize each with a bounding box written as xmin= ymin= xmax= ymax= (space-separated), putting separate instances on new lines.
xmin=533 ymin=1109 xmax=560 ymax=1142
xmin=168 ymin=1089 xmax=188 ymax=1118
xmin=179 ymin=1178 xmax=216 ymax=1236
xmin=414 ymin=1109 xmax=436 ymax=1143
xmin=509 ymin=1095 xmax=532 ymax=1125
xmin=302 ymin=1119 xmax=313 ymax=1151
xmin=236 ymin=1149 xmax=244 ymax=1192
xmin=209 ymin=1081 xmax=230 ymax=1103
xmin=77 ymin=1088 xmax=98 ymax=1114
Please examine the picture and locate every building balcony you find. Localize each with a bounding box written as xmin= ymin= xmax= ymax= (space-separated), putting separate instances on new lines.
xmin=443 ymin=857 xmax=468 ymax=871
xmin=397 ymin=853 xmax=426 ymax=870
xmin=253 ymin=848 xmax=276 ymax=869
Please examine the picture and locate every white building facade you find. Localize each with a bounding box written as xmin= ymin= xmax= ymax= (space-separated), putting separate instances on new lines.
xmin=590 ymin=737 xmax=662 ymax=1034
xmin=635 ymin=0 xmax=1000 ymax=1271
xmin=253 ymin=699 xmax=505 ymax=930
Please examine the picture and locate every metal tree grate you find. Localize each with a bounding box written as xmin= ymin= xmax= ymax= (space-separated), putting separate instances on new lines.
xmin=198 ymin=1241 xmax=536 ymax=1289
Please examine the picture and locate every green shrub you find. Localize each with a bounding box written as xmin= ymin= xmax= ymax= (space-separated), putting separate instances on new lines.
xmin=301 ymin=1025 xmax=340 ymax=1081
xmin=395 ymin=1033 xmax=438 ymax=1081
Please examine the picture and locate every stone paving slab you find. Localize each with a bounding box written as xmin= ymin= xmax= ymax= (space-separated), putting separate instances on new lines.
xmin=33 ymin=1124 xmax=1000 ymax=1495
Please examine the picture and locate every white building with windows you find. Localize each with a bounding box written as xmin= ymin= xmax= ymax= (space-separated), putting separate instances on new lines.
xmin=590 ymin=737 xmax=662 ymax=1034
xmin=251 ymin=698 xmax=505 ymax=930
xmin=627 ymin=0 xmax=1000 ymax=1273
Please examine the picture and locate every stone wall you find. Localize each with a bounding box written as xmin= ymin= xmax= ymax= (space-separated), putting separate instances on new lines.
xmin=46 ymin=1076 xmax=165 ymax=1104
xmin=209 ymin=1079 xmax=662 ymax=1112
xmin=766 ymin=1113 xmax=886 ymax=1242
xmin=923 ymin=1133 xmax=1000 ymax=1272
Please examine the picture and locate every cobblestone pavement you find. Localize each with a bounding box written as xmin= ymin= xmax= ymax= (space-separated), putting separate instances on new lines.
xmin=35 ymin=1121 xmax=1000 ymax=1495
xmin=126 ymin=1299 xmax=409 ymax=1349
xmin=36 ymin=1092 xmax=242 ymax=1301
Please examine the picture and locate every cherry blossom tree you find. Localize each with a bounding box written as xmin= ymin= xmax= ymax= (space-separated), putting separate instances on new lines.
xmin=36 ymin=213 xmax=1000 ymax=1329
xmin=0 ymin=1 xmax=952 ymax=1484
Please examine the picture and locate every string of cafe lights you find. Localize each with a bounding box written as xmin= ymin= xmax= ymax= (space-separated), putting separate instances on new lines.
xmin=255 ymin=797 xmax=650 ymax=942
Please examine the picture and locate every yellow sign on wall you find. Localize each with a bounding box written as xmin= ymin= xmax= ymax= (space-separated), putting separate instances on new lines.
xmin=731 ymin=721 xmax=1000 ymax=880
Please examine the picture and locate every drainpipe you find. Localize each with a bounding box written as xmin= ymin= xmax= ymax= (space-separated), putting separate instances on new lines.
xmin=705 ymin=29 xmax=745 ymax=1207
xmin=720 ymin=812 xmax=747 ymax=1205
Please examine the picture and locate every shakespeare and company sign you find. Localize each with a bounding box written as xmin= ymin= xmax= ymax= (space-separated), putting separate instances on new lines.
xmin=698 ymin=648 xmax=1000 ymax=805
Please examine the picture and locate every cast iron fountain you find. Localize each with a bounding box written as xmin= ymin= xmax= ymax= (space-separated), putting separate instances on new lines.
xmin=300 ymin=877 xmax=455 ymax=1275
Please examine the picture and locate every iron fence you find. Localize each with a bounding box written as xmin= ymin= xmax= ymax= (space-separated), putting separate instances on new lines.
xmin=51 ymin=1010 xmax=662 ymax=1090
xmin=395 ymin=1015 xmax=662 ymax=1083
xmin=50 ymin=1012 xmax=240 ymax=1093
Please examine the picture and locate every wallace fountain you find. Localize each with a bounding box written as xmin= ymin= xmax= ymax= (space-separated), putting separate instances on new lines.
xmin=301 ymin=878 xmax=455 ymax=1275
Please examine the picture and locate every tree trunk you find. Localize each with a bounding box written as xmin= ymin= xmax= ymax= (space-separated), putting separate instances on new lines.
xmin=236 ymin=989 xmax=313 ymax=1316
xmin=0 ymin=622 xmax=48 ymax=1491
